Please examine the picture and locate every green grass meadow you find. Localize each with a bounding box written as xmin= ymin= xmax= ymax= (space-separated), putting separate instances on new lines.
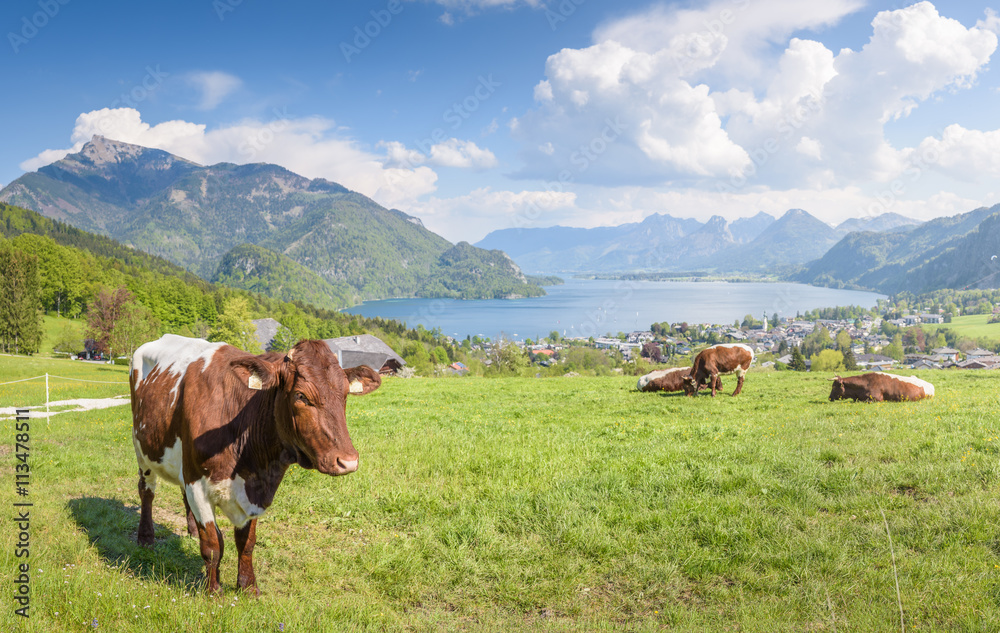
xmin=923 ymin=314 xmax=1000 ymax=342
xmin=3 ymin=359 xmax=1000 ymax=631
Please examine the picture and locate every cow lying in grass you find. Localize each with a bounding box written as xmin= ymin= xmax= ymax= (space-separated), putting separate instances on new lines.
xmin=829 ymin=373 xmax=935 ymax=402
xmin=636 ymin=367 xmax=692 ymax=393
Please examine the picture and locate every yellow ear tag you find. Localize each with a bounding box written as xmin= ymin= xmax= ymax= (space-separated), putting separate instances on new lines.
xmin=248 ymin=373 xmax=263 ymax=390
xmin=349 ymin=380 xmax=364 ymax=394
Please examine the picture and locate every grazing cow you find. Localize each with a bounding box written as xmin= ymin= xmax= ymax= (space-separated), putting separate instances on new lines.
xmin=129 ymin=334 xmax=381 ymax=595
xmin=829 ymin=373 xmax=935 ymax=402
xmin=683 ymin=343 xmax=754 ymax=397
xmin=636 ymin=367 xmax=692 ymax=393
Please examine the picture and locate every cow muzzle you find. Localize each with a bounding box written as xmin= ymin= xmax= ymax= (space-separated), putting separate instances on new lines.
xmin=319 ymin=454 xmax=359 ymax=476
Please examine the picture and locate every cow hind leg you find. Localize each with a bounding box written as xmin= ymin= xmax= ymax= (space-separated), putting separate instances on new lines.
xmin=137 ymin=469 xmax=156 ymax=547
xmin=182 ymin=493 xmax=198 ymax=538
xmin=235 ymin=519 xmax=260 ymax=597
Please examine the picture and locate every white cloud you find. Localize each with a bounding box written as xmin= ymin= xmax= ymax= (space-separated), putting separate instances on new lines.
xmin=21 ymin=107 xmax=437 ymax=209
xmin=187 ymin=71 xmax=242 ymax=110
xmin=408 ymin=187 xmax=576 ymax=242
xmin=380 ymin=137 xmax=497 ymax=170
xmin=912 ymin=124 xmax=1000 ymax=181
xmin=514 ymin=1 xmax=998 ymax=196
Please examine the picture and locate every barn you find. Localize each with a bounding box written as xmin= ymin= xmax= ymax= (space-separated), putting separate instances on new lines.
xmin=324 ymin=334 xmax=406 ymax=375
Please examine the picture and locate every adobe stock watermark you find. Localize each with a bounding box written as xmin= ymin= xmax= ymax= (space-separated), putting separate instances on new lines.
xmin=8 ymin=0 xmax=71 ymax=54
xmin=93 ymin=65 xmax=170 ymax=135
xmin=341 ymin=0 xmax=404 ymax=63
xmin=855 ymin=133 xmax=953 ymax=220
xmin=573 ymin=280 xmax=636 ymax=339
xmin=212 ymin=0 xmax=243 ymax=21
xmin=511 ymin=116 xmax=626 ymax=230
xmin=239 ymin=106 xmax=291 ymax=160
xmin=715 ymin=89 xmax=823 ymax=199
xmin=671 ymin=0 xmax=751 ymax=76
xmin=383 ymin=74 xmax=501 ymax=188
xmin=545 ymin=0 xmax=586 ymax=31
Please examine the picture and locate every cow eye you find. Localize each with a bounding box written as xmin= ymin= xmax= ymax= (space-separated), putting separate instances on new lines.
xmin=295 ymin=393 xmax=311 ymax=406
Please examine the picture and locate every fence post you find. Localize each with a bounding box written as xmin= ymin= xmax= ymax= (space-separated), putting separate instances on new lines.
xmin=45 ymin=373 xmax=50 ymax=425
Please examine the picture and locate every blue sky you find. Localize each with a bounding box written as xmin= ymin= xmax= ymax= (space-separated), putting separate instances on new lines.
xmin=2 ymin=0 xmax=999 ymax=242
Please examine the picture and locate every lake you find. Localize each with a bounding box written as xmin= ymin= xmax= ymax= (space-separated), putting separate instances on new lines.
xmin=344 ymin=279 xmax=886 ymax=341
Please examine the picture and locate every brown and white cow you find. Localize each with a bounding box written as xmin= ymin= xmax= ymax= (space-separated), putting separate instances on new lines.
xmin=129 ymin=334 xmax=381 ymax=595
xmin=829 ymin=373 xmax=935 ymax=402
xmin=636 ymin=367 xmax=692 ymax=393
xmin=683 ymin=343 xmax=754 ymax=397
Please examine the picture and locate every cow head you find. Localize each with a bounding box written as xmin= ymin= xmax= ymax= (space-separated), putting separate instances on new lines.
xmin=232 ymin=340 xmax=381 ymax=475
xmin=829 ymin=376 xmax=845 ymax=401
xmin=681 ymin=374 xmax=698 ymax=395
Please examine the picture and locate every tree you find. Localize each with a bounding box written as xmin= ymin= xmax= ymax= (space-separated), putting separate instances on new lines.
xmin=487 ymin=338 xmax=528 ymax=375
xmin=86 ymin=286 xmax=135 ymax=355
xmin=431 ymin=345 xmax=450 ymax=365
xmin=210 ymin=296 xmax=262 ymax=353
xmin=835 ymin=330 xmax=853 ymax=351
xmin=52 ymin=324 xmax=84 ymax=355
xmin=810 ymin=349 xmax=845 ymax=372
xmin=788 ymin=346 xmax=807 ymax=371
xmin=883 ymin=333 xmax=904 ymax=361
xmin=0 ymin=245 xmax=43 ymax=354
xmin=109 ymin=302 xmax=160 ymax=359
xmin=640 ymin=341 xmax=663 ymax=363
xmin=268 ymin=325 xmax=298 ymax=352
xmin=842 ymin=347 xmax=858 ymax=371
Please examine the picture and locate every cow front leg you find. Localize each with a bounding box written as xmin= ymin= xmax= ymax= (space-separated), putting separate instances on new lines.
xmin=182 ymin=493 xmax=199 ymax=538
xmin=732 ymin=370 xmax=746 ymax=396
xmin=137 ymin=469 xmax=156 ymax=547
xmin=196 ymin=521 xmax=225 ymax=594
xmin=235 ymin=519 xmax=260 ymax=597
xmin=710 ymin=372 xmax=720 ymax=397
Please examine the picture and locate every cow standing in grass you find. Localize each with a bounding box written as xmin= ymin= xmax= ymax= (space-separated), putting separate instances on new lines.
xmin=636 ymin=367 xmax=692 ymax=393
xmin=130 ymin=334 xmax=381 ymax=595
xmin=683 ymin=343 xmax=754 ymax=397
xmin=829 ymin=373 xmax=935 ymax=402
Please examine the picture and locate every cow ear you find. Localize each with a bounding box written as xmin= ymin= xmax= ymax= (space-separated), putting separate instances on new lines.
xmin=231 ymin=357 xmax=279 ymax=391
xmin=344 ymin=365 xmax=381 ymax=396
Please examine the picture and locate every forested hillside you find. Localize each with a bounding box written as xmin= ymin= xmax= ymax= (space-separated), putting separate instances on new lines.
xmin=0 ymin=136 xmax=547 ymax=304
xmin=213 ymin=244 xmax=354 ymax=312
xmin=0 ymin=202 xmax=462 ymax=369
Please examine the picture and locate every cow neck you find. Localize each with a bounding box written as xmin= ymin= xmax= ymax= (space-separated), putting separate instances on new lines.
xmin=236 ymin=389 xmax=296 ymax=475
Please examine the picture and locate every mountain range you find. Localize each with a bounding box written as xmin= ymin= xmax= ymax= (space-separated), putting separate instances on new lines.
xmin=476 ymin=210 xmax=921 ymax=274
xmin=4 ymin=135 xmax=997 ymax=302
xmin=0 ymin=136 xmax=546 ymax=306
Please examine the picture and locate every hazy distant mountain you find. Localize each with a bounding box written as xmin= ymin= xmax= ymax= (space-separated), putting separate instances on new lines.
xmin=730 ymin=211 xmax=776 ymax=243
xmin=836 ymin=212 xmax=921 ymax=234
xmin=798 ymin=204 xmax=1000 ymax=293
xmin=0 ymin=136 xmax=546 ymax=305
xmin=703 ymin=209 xmax=845 ymax=272
xmin=475 ymin=208 xmax=837 ymax=274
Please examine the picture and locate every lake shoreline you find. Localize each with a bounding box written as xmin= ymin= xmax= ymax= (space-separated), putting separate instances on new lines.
xmin=345 ymin=278 xmax=887 ymax=341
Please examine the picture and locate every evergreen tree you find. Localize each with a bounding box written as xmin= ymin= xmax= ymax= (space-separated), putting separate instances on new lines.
xmin=789 ymin=346 xmax=807 ymax=371
xmin=0 ymin=244 xmax=43 ymax=354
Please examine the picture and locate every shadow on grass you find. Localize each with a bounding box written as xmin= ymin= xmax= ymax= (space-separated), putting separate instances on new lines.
xmin=67 ymin=496 xmax=203 ymax=589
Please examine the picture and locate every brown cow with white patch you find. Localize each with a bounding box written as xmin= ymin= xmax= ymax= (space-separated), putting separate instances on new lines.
xmin=829 ymin=373 xmax=935 ymax=402
xmin=636 ymin=367 xmax=692 ymax=393
xmin=130 ymin=334 xmax=381 ymax=595
xmin=683 ymin=343 xmax=754 ymax=397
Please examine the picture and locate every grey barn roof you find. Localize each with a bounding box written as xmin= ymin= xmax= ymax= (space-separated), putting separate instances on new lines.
xmin=252 ymin=318 xmax=283 ymax=351
xmin=324 ymin=334 xmax=406 ymax=371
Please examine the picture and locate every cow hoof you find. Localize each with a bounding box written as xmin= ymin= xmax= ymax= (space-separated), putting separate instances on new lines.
xmin=239 ymin=584 xmax=261 ymax=598
xmin=137 ymin=534 xmax=155 ymax=548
